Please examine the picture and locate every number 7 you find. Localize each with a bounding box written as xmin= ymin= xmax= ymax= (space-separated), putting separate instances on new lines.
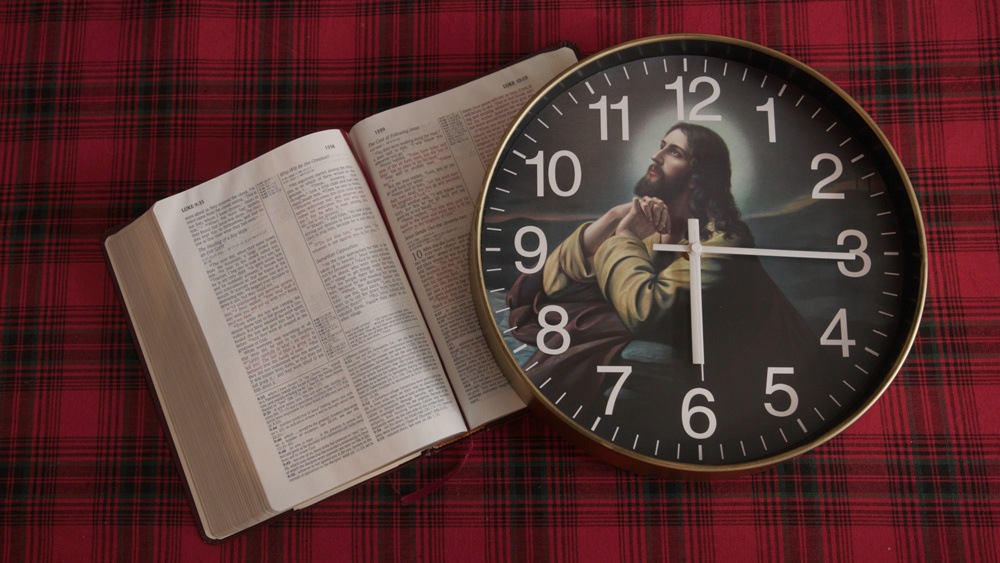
xmin=599 ymin=365 xmax=632 ymax=415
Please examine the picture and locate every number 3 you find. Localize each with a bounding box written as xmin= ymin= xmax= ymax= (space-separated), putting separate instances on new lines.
xmin=837 ymin=229 xmax=872 ymax=277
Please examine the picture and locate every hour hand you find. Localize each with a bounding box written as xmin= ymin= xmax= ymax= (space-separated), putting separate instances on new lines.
xmin=687 ymin=219 xmax=705 ymax=366
xmin=651 ymin=219 xmax=705 ymax=367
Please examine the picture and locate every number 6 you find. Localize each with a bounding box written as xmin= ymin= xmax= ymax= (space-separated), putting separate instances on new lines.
xmin=681 ymin=388 xmax=717 ymax=439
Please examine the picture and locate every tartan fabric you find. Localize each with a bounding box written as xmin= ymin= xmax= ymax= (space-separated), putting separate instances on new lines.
xmin=2 ymin=0 xmax=999 ymax=559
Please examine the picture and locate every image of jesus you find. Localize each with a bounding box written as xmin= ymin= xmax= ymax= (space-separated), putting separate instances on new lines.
xmin=506 ymin=122 xmax=818 ymax=419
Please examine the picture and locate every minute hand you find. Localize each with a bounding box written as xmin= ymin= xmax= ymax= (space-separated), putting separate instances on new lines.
xmin=653 ymin=243 xmax=857 ymax=261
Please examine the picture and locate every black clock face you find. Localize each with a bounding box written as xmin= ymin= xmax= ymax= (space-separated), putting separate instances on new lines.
xmin=472 ymin=36 xmax=925 ymax=475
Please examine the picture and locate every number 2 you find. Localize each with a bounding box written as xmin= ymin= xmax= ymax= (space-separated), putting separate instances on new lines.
xmin=811 ymin=153 xmax=844 ymax=199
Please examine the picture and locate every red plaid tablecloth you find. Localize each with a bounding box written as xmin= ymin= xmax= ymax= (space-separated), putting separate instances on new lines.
xmin=2 ymin=0 xmax=998 ymax=560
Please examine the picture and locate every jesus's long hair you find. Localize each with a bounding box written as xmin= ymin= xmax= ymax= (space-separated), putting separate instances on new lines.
xmin=667 ymin=122 xmax=754 ymax=245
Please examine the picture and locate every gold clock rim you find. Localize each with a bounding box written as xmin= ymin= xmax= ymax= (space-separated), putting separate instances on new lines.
xmin=470 ymin=33 xmax=928 ymax=479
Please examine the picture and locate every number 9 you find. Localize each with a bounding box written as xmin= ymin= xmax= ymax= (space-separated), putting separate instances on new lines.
xmin=515 ymin=226 xmax=547 ymax=274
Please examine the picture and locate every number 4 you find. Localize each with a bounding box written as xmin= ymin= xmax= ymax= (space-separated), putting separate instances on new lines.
xmin=820 ymin=308 xmax=856 ymax=357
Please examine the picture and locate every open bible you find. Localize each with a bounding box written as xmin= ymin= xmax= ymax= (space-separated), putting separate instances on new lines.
xmin=104 ymin=47 xmax=578 ymax=540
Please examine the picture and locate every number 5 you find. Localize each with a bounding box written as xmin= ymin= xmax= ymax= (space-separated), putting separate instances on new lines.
xmin=764 ymin=367 xmax=798 ymax=418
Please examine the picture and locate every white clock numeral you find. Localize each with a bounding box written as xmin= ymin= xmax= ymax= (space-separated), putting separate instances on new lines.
xmin=837 ymin=229 xmax=872 ymax=277
xmin=756 ymin=97 xmax=776 ymax=143
xmin=536 ymin=304 xmax=570 ymax=355
xmin=588 ymin=95 xmax=630 ymax=141
xmin=664 ymin=76 xmax=722 ymax=122
xmin=687 ymin=77 xmax=722 ymax=121
xmin=514 ymin=226 xmax=547 ymax=274
xmin=599 ymin=365 xmax=632 ymax=415
xmin=764 ymin=367 xmax=799 ymax=418
xmin=820 ymin=308 xmax=856 ymax=357
xmin=681 ymin=388 xmax=717 ymax=439
xmin=665 ymin=77 xmax=684 ymax=121
xmin=527 ymin=150 xmax=582 ymax=197
xmin=811 ymin=153 xmax=845 ymax=199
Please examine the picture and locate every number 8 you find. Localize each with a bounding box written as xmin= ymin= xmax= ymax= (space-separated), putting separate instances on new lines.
xmin=536 ymin=305 xmax=570 ymax=355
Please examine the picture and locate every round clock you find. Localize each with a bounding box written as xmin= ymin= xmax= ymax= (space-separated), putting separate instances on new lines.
xmin=471 ymin=35 xmax=926 ymax=477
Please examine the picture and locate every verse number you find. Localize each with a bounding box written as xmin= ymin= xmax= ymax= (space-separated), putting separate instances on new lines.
xmin=681 ymin=388 xmax=717 ymax=439
xmin=536 ymin=304 xmax=570 ymax=355
xmin=514 ymin=226 xmax=547 ymax=274
xmin=665 ymin=76 xmax=722 ymax=122
xmin=589 ymin=95 xmax=630 ymax=141
xmin=764 ymin=367 xmax=798 ymax=418
xmin=526 ymin=150 xmax=581 ymax=197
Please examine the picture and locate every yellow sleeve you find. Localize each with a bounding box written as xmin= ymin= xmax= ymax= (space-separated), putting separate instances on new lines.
xmin=542 ymin=222 xmax=597 ymax=299
xmin=593 ymin=231 xmax=734 ymax=335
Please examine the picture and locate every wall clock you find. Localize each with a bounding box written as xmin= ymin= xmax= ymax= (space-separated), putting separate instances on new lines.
xmin=471 ymin=35 xmax=927 ymax=477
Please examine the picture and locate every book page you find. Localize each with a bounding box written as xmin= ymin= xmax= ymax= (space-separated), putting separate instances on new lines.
xmin=152 ymin=130 xmax=468 ymax=511
xmin=349 ymin=47 xmax=577 ymax=428
xmin=106 ymin=211 xmax=274 ymax=539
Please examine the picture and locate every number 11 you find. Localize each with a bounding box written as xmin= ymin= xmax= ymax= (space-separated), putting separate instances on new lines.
xmin=589 ymin=96 xmax=629 ymax=141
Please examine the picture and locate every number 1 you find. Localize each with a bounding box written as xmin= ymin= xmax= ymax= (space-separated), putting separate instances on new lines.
xmin=756 ymin=98 xmax=776 ymax=143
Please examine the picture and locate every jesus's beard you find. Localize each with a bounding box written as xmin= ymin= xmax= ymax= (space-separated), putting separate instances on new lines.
xmin=634 ymin=165 xmax=691 ymax=203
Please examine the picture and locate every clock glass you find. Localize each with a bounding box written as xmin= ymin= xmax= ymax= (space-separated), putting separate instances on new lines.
xmin=472 ymin=35 xmax=925 ymax=476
